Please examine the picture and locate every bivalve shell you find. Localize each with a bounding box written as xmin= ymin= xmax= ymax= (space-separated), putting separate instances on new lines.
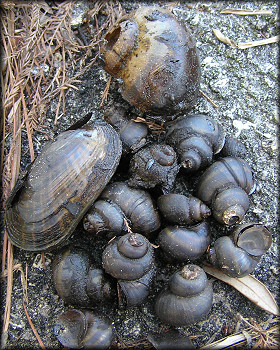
xmin=5 ymin=123 xmax=122 ymax=251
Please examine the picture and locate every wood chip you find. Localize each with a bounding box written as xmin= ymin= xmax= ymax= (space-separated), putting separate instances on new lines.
xmin=220 ymin=9 xmax=273 ymax=15
xmin=202 ymin=264 xmax=279 ymax=316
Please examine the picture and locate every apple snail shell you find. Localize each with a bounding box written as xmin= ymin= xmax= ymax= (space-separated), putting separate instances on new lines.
xmin=102 ymin=5 xmax=201 ymax=119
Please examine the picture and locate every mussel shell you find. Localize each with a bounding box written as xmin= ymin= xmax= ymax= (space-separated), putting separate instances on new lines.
xmin=232 ymin=223 xmax=272 ymax=257
xmin=5 ymin=124 xmax=122 ymax=251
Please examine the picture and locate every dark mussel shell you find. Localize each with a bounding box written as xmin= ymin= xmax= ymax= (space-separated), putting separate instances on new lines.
xmin=5 ymin=123 xmax=122 ymax=251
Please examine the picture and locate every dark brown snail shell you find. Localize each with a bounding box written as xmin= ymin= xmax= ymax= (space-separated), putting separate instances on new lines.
xmin=207 ymin=223 xmax=272 ymax=277
xmin=157 ymin=221 xmax=211 ymax=262
xmin=103 ymin=105 xmax=148 ymax=154
xmin=54 ymin=309 xmax=115 ymax=349
xmin=220 ymin=136 xmax=247 ymax=159
xmin=83 ymin=182 xmax=161 ymax=237
xmin=147 ymin=330 xmax=195 ymax=350
xmin=165 ymin=114 xmax=225 ymax=172
xmin=127 ymin=144 xmax=180 ymax=192
xmin=102 ymin=6 xmax=200 ymax=119
xmin=52 ymin=246 xmax=114 ymax=306
xmin=157 ymin=193 xmax=211 ymax=225
xmin=155 ymin=264 xmax=213 ymax=326
xmin=196 ymin=157 xmax=255 ymax=225
xmin=102 ymin=233 xmax=155 ymax=306
xmin=4 ymin=123 xmax=122 ymax=251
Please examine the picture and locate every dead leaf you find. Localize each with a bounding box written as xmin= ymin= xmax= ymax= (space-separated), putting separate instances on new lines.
xmin=213 ymin=29 xmax=238 ymax=48
xmin=220 ymin=8 xmax=273 ymax=15
xmin=202 ymin=263 xmax=279 ymax=316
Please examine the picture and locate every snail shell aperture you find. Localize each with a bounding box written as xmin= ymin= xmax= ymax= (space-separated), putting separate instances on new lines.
xmin=52 ymin=246 xmax=114 ymax=306
xmin=102 ymin=6 xmax=201 ymax=119
xmin=196 ymin=157 xmax=255 ymax=225
xmin=165 ymin=114 xmax=225 ymax=172
xmin=207 ymin=223 xmax=272 ymax=277
xmin=4 ymin=123 xmax=122 ymax=251
xmin=83 ymin=182 xmax=161 ymax=237
xmin=54 ymin=309 xmax=115 ymax=349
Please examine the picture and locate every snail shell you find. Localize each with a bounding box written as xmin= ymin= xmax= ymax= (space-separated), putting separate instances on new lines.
xmin=83 ymin=182 xmax=161 ymax=237
xmin=157 ymin=193 xmax=211 ymax=225
xmin=207 ymin=223 xmax=272 ymax=277
xmin=196 ymin=157 xmax=255 ymax=225
xmin=5 ymin=123 xmax=122 ymax=251
xmin=54 ymin=309 xmax=115 ymax=349
xmin=128 ymin=144 xmax=180 ymax=192
xmin=103 ymin=105 xmax=148 ymax=154
xmin=147 ymin=330 xmax=195 ymax=350
xmin=165 ymin=114 xmax=225 ymax=172
xmin=155 ymin=264 xmax=213 ymax=326
xmin=157 ymin=221 xmax=211 ymax=262
xmin=102 ymin=233 xmax=155 ymax=306
xmin=52 ymin=246 xmax=114 ymax=306
xmin=220 ymin=136 xmax=247 ymax=159
xmin=102 ymin=6 xmax=200 ymax=119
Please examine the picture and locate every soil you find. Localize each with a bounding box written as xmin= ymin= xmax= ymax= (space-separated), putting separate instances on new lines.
xmin=1 ymin=1 xmax=279 ymax=349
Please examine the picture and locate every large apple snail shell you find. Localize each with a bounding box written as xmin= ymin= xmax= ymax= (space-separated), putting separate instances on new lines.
xmin=4 ymin=123 xmax=122 ymax=251
xmin=102 ymin=6 xmax=201 ymax=119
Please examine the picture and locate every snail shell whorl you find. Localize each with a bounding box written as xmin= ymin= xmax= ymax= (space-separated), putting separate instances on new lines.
xmin=52 ymin=247 xmax=113 ymax=306
xmin=166 ymin=114 xmax=225 ymax=171
xmin=155 ymin=265 xmax=213 ymax=326
xmin=54 ymin=309 xmax=114 ymax=349
xmin=128 ymin=144 xmax=179 ymax=192
xmin=157 ymin=193 xmax=211 ymax=225
xmin=208 ymin=223 xmax=272 ymax=277
xmin=157 ymin=221 xmax=211 ymax=261
xmin=196 ymin=157 xmax=255 ymax=225
xmin=100 ymin=182 xmax=161 ymax=235
xmin=102 ymin=233 xmax=154 ymax=280
xmin=102 ymin=232 xmax=155 ymax=306
xmin=103 ymin=105 xmax=148 ymax=154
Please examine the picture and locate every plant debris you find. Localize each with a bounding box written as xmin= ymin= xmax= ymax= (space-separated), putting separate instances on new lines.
xmin=213 ymin=29 xmax=279 ymax=49
xmin=202 ymin=264 xmax=279 ymax=316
